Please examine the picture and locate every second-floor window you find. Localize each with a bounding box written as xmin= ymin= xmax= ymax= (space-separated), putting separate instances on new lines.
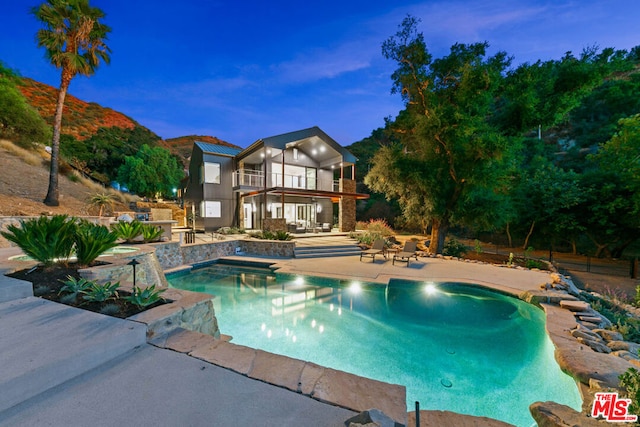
xmin=202 ymin=162 xmax=221 ymax=184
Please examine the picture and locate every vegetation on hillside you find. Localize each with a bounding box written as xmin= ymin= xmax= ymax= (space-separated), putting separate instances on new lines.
xmin=0 ymin=62 xmax=51 ymax=147
xmin=353 ymin=15 xmax=640 ymax=257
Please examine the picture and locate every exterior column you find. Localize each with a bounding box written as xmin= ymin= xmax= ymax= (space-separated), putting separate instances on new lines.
xmin=339 ymin=178 xmax=356 ymax=232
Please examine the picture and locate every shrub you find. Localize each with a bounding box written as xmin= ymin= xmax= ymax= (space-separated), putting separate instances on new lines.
xmin=59 ymin=276 xmax=92 ymax=295
xmin=474 ymin=239 xmax=483 ymax=254
xmin=218 ymin=226 xmax=245 ymax=235
xmin=74 ymin=221 xmax=118 ymax=266
xmin=111 ymin=220 xmax=143 ymax=243
xmin=443 ymin=238 xmax=467 ymax=257
xmin=123 ymin=285 xmax=165 ymax=309
xmin=1 ymin=215 xmax=76 ymax=266
xmin=249 ymin=230 xmax=292 ymax=241
xmin=525 ymin=259 xmax=544 ymax=269
xmin=620 ymin=368 xmax=640 ymax=416
xmin=82 ymin=281 xmax=120 ymax=303
xmin=140 ymin=224 xmax=163 ymax=243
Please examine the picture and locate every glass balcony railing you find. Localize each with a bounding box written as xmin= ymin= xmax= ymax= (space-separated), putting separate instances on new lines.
xmin=234 ymin=169 xmax=337 ymax=192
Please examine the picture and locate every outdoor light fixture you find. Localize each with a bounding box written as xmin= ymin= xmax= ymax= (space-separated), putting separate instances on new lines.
xmin=127 ymin=258 xmax=140 ymax=288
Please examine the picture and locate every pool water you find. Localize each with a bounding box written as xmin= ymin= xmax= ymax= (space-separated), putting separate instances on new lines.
xmin=168 ymin=264 xmax=582 ymax=427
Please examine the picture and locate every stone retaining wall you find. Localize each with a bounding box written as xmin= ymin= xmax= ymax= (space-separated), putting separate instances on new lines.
xmin=152 ymin=239 xmax=295 ymax=269
xmin=79 ymin=245 xmax=169 ymax=288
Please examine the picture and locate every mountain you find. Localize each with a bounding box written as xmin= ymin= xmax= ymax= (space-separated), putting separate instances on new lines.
xmin=161 ymin=135 xmax=241 ymax=165
xmin=16 ymin=77 xmax=236 ymax=161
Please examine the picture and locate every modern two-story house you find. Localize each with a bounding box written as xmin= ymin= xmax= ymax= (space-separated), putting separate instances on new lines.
xmin=181 ymin=127 xmax=367 ymax=232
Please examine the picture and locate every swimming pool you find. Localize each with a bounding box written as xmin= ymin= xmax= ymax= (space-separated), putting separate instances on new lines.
xmin=168 ymin=264 xmax=582 ymax=427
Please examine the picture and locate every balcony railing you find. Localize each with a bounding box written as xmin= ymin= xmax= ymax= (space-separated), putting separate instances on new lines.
xmin=234 ymin=169 xmax=336 ymax=192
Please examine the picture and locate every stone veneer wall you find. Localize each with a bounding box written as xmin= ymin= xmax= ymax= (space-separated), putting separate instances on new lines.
xmin=153 ymin=239 xmax=295 ymax=270
xmin=339 ymin=179 xmax=356 ymax=232
xmin=263 ymin=218 xmax=287 ymax=232
xmin=78 ymin=246 xmax=169 ymax=288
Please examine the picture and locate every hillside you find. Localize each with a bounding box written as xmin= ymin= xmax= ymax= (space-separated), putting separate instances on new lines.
xmin=0 ymin=141 xmax=131 ymax=217
xmin=17 ymin=78 xmax=138 ymax=141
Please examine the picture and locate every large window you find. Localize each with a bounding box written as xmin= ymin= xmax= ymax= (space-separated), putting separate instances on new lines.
xmin=203 ymin=162 xmax=221 ymax=184
xmin=201 ymin=201 xmax=221 ymax=218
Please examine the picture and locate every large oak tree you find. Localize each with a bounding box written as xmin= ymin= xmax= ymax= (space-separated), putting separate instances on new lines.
xmin=366 ymin=16 xmax=516 ymax=253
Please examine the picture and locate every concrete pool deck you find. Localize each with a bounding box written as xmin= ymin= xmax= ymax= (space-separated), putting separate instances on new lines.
xmin=0 ymin=245 xmax=632 ymax=426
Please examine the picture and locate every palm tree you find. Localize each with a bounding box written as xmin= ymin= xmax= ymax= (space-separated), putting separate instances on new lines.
xmin=32 ymin=0 xmax=111 ymax=206
xmin=87 ymin=192 xmax=115 ymax=216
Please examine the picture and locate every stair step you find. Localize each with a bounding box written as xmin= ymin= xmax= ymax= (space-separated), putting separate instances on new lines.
xmin=294 ymin=243 xmax=362 ymax=259
xmin=0 ymin=297 xmax=147 ymax=413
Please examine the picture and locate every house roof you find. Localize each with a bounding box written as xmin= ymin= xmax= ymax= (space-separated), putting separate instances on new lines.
xmin=238 ymin=126 xmax=357 ymax=166
xmin=195 ymin=141 xmax=242 ymax=157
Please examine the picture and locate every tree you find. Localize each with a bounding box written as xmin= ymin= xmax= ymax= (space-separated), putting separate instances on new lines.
xmin=581 ymin=115 xmax=640 ymax=257
xmin=117 ymin=145 xmax=184 ymax=199
xmin=366 ymin=16 xmax=516 ymax=253
xmin=32 ymin=0 xmax=111 ymax=206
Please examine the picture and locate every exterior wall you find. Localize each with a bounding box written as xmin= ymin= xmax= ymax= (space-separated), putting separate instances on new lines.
xmin=153 ymin=239 xmax=295 ymax=269
xmin=263 ymin=218 xmax=287 ymax=232
xmin=202 ymin=152 xmax=237 ymax=230
xmin=339 ymin=179 xmax=356 ymax=232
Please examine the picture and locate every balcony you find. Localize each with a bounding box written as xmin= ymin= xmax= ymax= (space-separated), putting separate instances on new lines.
xmin=233 ymin=169 xmax=338 ymax=192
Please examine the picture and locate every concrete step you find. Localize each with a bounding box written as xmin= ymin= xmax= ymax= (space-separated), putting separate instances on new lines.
xmin=0 ymin=297 xmax=147 ymax=414
xmin=294 ymin=244 xmax=362 ymax=259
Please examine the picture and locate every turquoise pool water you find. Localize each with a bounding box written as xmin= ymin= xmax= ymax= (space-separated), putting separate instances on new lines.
xmin=168 ymin=264 xmax=582 ymax=427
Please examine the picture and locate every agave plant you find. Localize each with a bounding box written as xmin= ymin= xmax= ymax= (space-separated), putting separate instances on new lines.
xmin=110 ymin=220 xmax=143 ymax=243
xmin=74 ymin=220 xmax=119 ymax=266
xmin=0 ymin=215 xmax=76 ymax=266
xmin=123 ymin=284 xmax=165 ymax=309
xmin=140 ymin=224 xmax=163 ymax=243
xmin=82 ymin=281 xmax=120 ymax=303
xmin=59 ymin=276 xmax=93 ymax=296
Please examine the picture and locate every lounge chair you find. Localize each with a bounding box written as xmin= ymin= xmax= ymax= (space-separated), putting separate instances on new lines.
xmin=360 ymin=239 xmax=385 ymax=262
xmin=392 ymin=241 xmax=419 ymax=266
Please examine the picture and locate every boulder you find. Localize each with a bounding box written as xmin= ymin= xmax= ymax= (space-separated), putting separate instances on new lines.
xmin=593 ymin=329 xmax=622 ymax=342
xmin=608 ymin=341 xmax=640 ymax=354
xmin=344 ymin=409 xmax=402 ymax=427
xmin=571 ymin=328 xmax=602 ymax=342
xmin=530 ymin=401 xmax=603 ymax=427
xmin=577 ymin=337 xmax=612 ymax=353
xmin=560 ymin=300 xmax=591 ymax=312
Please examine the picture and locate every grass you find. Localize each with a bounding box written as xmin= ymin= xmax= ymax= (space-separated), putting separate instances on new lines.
xmin=0 ymin=139 xmax=45 ymax=166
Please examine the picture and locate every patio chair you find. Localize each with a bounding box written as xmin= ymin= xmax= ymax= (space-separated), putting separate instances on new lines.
xmin=360 ymin=239 xmax=386 ymax=262
xmin=392 ymin=241 xmax=419 ymax=266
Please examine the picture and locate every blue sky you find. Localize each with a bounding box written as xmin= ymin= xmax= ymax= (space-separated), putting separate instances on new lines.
xmin=1 ymin=1 xmax=639 ymax=148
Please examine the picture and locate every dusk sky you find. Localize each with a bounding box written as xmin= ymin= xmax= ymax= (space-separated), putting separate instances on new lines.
xmin=1 ymin=1 xmax=639 ymax=148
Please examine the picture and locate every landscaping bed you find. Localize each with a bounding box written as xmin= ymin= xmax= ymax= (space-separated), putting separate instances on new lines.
xmin=8 ymin=264 xmax=165 ymax=318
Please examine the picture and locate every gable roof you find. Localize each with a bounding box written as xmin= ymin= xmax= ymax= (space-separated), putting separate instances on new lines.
xmin=195 ymin=141 xmax=242 ymax=157
xmin=238 ymin=126 xmax=357 ymax=164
